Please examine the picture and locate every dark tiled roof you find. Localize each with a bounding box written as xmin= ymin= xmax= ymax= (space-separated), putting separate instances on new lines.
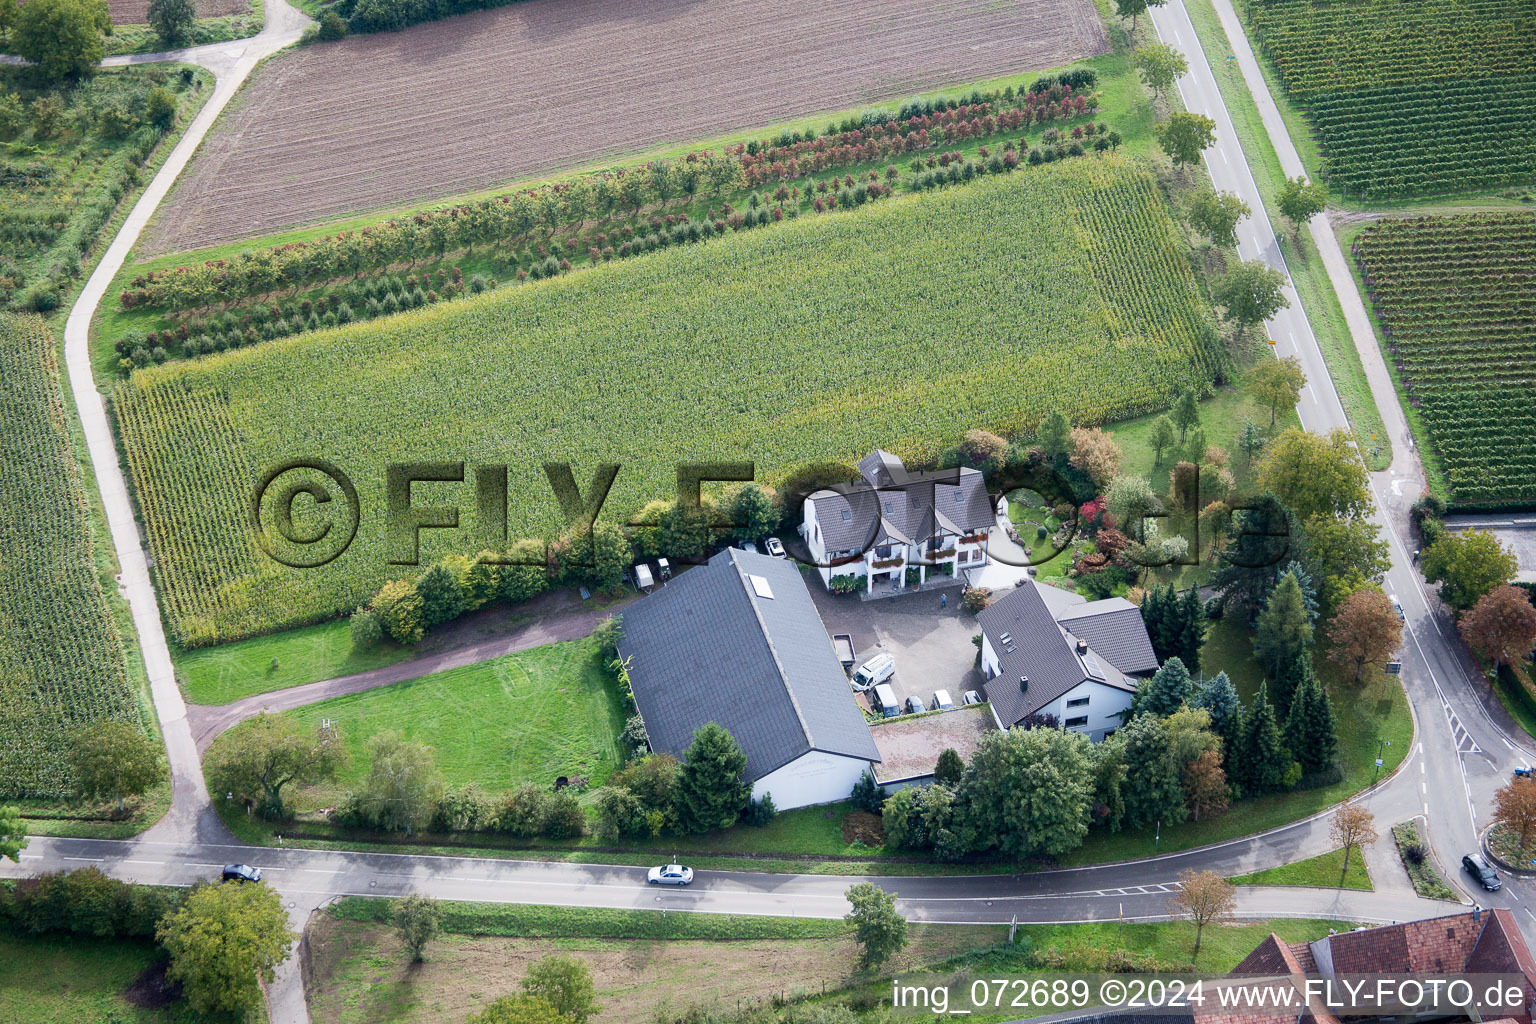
xmin=976 ymin=582 xmax=1142 ymax=727
xmin=810 ymin=451 xmax=993 ymax=554
xmin=616 ymin=548 xmax=879 ymax=783
xmin=1058 ymin=600 xmax=1160 ymax=676
xmin=1232 ymin=933 xmax=1308 ymax=976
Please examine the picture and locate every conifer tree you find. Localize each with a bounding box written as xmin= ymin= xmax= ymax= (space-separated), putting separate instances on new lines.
xmin=675 ymin=723 xmax=749 ymax=833
xmin=1254 ymin=572 xmax=1313 ymax=715
xmin=1234 ymin=682 xmax=1289 ymax=795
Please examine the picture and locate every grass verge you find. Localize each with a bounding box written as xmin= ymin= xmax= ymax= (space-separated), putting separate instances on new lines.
xmin=175 ymin=618 xmax=414 ymax=705
xmin=1229 ymin=847 xmax=1371 ymax=890
xmin=0 ymin=933 xmax=196 ymax=1023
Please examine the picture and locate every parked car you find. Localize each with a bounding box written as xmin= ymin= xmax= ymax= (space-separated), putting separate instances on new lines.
xmin=647 ymin=864 xmax=694 ymax=886
xmin=1390 ymin=594 xmax=1404 ymax=620
xmin=903 ymin=695 xmax=925 ymax=715
xmin=1463 ymin=853 xmax=1502 ymax=891
xmin=961 ymin=689 xmax=984 ymax=705
xmin=764 ymin=537 xmax=786 ymax=558
xmin=852 ymin=652 xmax=896 ymax=691
xmin=221 ymin=864 xmax=262 ymax=884
xmin=738 ymin=540 xmax=761 ymax=555
xmin=931 ymin=690 xmax=955 ymax=711
xmin=872 ymin=683 xmax=901 ymax=718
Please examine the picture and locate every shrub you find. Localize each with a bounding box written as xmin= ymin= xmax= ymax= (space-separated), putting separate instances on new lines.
xmin=349 ymin=607 xmax=382 ymax=648
xmin=744 ymin=792 xmax=777 ymax=826
xmin=493 ymin=783 xmax=550 ymax=838
xmin=2 ymin=869 xmax=180 ymax=938
xmin=962 ymin=586 xmax=992 ymax=612
xmin=850 ymin=770 xmax=886 ymax=814
xmin=541 ymin=790 xmax=585 ymax=839
xmin=317 ymin=10 xmax=347 ymax=39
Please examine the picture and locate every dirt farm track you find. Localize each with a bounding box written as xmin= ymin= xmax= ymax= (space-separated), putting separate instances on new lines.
xmin=144 ymin=0 xmax=1108 ymax=254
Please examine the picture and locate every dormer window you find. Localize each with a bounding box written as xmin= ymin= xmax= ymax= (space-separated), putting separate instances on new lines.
xmin=911 ymin=495 xmax=922 ymax=508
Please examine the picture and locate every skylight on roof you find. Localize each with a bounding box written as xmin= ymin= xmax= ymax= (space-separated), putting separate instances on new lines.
xmin=749 ymin=574 xmax=774 ymax=599
xmin=954 ymin=491 xmax=964 ymax=503
xmin=840 ymin=509 xmax=851 ymax=521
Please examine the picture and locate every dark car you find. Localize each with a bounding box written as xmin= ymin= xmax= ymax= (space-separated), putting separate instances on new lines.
xmin=1463 ymin=854 xmax=1501 ymax=891
xmin=221 ymin=863 xmax=262 ymax=884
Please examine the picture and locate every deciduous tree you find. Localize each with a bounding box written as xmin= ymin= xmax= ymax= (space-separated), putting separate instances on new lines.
xmin=1325 ymin=588 xmax=1401 ymax=681
xmin=203 ymin=713 xmax=348 ymax=819
xmin=70 ymin=721 xmax=163 ymax=811
xmin=844 ymin=882 xmax=908 ymax=970
xmin=1135 ymin=43 xmax=1187 ymax=99
xmin=1188 ymin=188 xmax=1248 ymax=248
xmin=1172 ymin=387 xmax=1201 ymax=441
xmin=1150 ymin=416 xmax=1177 ymax=466
xmin=1114 ymin=0 xmax=1167 ymax=36
xmin=1069 ymin=426 xmax=1122 ymax=490
xmin=1423 ymin=530 xmax=1518 ymax=612
xmin=470 ymin=995 xmax=577 ymax=1024
xmin=356 ymin=730 xmax=444 ymax=835
xmin=1169 ymin=869 xmax=1234 ymax=958
xmin=392 ymin=893 xmax=441 ymax=962
xmin=1277 ymin=175 xmax=1327 ymax=231
xmin=1155 ymin=111 xmax=1217 ymax=168
xmin=11 ymin=0 xmax=108 ymax=80
xmin=1460 ymin=586 xmax=1536 ymax=678
xmin=157 ymin=881 xmax=294 ymax=1014
xmin=1246 ymin=356 xmax=1305 ymax=426
xmin=1214 ymin=260 xmax=1289 ymax=339
xmin=1300 ymin=514 xmax=1391 ymax=618
xmin=1183 ymin=749 xmax=1229 ymax=820
xmin=522 ymin=954 xmax=600 ymax=1022
xmin=146 ymin=0 xmax=194 ymax=45
xmin=1256 ymin=428 xmax=1370 ymax=524
xmin=1495 ymin=778 xmax=1536 ymax=857
xmin=1329 ymin=803 xmax=1377 ymax=880
xmin=953 ymin=726 xmax=1094 ymax=858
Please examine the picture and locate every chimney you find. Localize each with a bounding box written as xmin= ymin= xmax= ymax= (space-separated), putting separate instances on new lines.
xmin=1019 ymin=675 xmax=1029 ymax=693
xmin=1076 ymin=639 xmax=1089 ymax=655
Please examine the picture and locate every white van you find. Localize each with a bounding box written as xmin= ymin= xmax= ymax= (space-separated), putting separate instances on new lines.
xmin=872 ymin=683 xmax=901 ymax=718
xmin=851 ymin=652 xmax=895 ymax=692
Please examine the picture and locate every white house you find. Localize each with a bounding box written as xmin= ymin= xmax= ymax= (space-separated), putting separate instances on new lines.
xmin=800 ymin=450 xmax=997 ymax=594
xmin=976 ymin=581 xmax=1160 ymax=740
xmin=615 ymin=548 xmax=880 ymax=810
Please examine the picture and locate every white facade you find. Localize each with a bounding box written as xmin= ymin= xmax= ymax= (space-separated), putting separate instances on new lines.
xmin=979 ymin=634 xmax=1134 ymax=742
xmin=750 ymin=749 xmax=873 ymax=810
xmin=802 ymin=495 xmax=991 ymax=591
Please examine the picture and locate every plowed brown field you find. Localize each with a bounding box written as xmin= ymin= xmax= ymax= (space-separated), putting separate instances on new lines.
xmin=107 ymin=0 xmax=247 ymax=25
xmin=143 ymin=0 xmax=1107 ymax=254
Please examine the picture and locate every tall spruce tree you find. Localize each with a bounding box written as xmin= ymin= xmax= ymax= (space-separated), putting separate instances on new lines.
xmin=1191 ymin=672 xmax=1242 ymax=765
xmin=1278 ymin=560 xmax=1320 ymax=626
xmin=1254 ymin=572 xmax=1313 ymax=715
xmin=1282 ymin=670 xmax=1337 ymax=776
xmin=1177 ymin=585 xmax=1207 ymax=673
xmin=1234 ymin=682 xmax=1289 ymax=795
xmin=674 ymin=723 xmax=750 ymax=833
xmin=1140 ymin=657 xmax=1195 ymax=718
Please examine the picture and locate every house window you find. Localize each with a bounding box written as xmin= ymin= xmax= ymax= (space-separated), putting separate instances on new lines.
xmin=883 ymin=500 xmax=894 ymax=514
xmin=876 ymin=545 xmax=893 ymax=559
xmin=840 ymin=509 xmax=851 ymax=522
xmin=1065 ymin=715 xmax=1089 ymax=728
xmin=954 ymin=492 xmax=965 ymax=503
xmin=911 ymin=495 xmax=922 ymax=509
xmin=1066 ymin=696 xmax=1089 ymax=709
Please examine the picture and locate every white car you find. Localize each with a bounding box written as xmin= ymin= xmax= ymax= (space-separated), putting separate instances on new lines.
xmin=931 ymin=689 xmax=955 ymax=711
xmin=738 ymin=540 xmax=760 ymax=555
xmin=962 ymin=689 xmax=983 ymax=706
xmin=647 ymin=864 xmax=694 ymax=886
xmin=764 ymin=537 xmax=786 ymax=558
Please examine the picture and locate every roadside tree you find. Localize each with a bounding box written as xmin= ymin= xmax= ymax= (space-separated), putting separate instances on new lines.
xmin=1329 ymin=803 xmax=1377 ymax=881
xmin=522 ymin=954 xmax=600 ymax=1022
xmin=203 ymin=713 xmax=348 ymax=819
xmin=392 ymin=893 xmax=441 ymax=962
xmin=1188 ymin=189 xmax=1248 ymax=248
xmin=1495 ymin=777 xmax=1536 ymax=858
xmin=1460 ymin=586 xmax=1536 ymax=678
xmin=1325 ymin=589 xmax=1401 ymax=681
xmin=146 ymin=0 xmax=194 ymax=45
xmin=157 ymin=881 xmax=294 ymax=1014
xmin=11 ymin=0 xmax=109 ymax=80
xmin=844 ymin=882 xmax=908 ymax=970
xmin=1155 ymin=112 xmax=1216 ymax=168
xmin=1277 ymin=176 xmax=1327 ymax=231
xmin=1169 ymin=869 xmax=1235 ymax=959
xmin=1214 ymin=260 xmax=1289 ymax=340
xmin=1423 ymin=530 xmax=1518 ymax=612
xmin=674 ymin=722 xmax=749 ymax=833
xmin=1135 ymin=43 xmax=1187 ymax=99
xmin=1246 ymin=357 xmax=1305 ymax=427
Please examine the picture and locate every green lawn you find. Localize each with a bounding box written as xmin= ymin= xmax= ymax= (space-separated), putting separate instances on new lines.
xmin=174 ymin=618 xmax=414 ymax=706
xmin=1179 ymin=0 xmax=1391 ymax=472
xmin=1110 ymin=384 xmax=1297 ymax=496
xmin=0 ymin=933 xmax=200 ymax=1023
xmin=1200 ymin=617 xmax=1266 ymax=698
xmin=1229 ymin=847 xmax=1372 ymax=890
xmin=986 ymin=918 xmax=1344 ymax=972
xmin=281 ymin=637 xmax=627 ymax=792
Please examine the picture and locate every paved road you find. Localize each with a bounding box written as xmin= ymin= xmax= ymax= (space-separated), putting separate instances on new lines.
xmin=1151 ymin=0 xmax=1536 ymax=939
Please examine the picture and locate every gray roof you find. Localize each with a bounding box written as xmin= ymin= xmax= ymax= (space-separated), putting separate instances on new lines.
xmin=616 ymin=548 xmax=880 ymax=782
xmin=976 ymin=582 xmax=1148 ymax=727
xmin=810 ymin=451 xmax=994 ymax=554
xmin=1058 ymin=599 xmax=1161 ymax=676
